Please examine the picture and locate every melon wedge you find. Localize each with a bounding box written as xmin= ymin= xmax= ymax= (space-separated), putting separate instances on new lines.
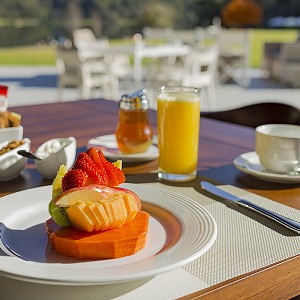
xmin=54 ymin=185 xmax=140 ymax=232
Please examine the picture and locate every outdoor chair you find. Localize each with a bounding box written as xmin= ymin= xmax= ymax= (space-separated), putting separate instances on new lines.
xmin=76 ymin=47 xmax=119 ymax=100
xmin=73 ymin=28 xmax=132 ymax=97
xmin=218 ymin=29 xmax=252 ymax=88
xmin=56 ymin=48 xmax=82 ymax=100
xmin=73 ymin=28 xmax=108 ymax=48
xmin=271 ymin=42 xmax=300 ymax=88
xmin=201 ymin=102 xmax=300 ymax=128
xmin=182 ymin=45 xmax=219 ymax=111
xmin=56 ymin=47 xmax=119 ymax=100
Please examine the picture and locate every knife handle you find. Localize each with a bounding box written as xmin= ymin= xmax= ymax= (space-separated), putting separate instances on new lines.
xmin=238 ymin=199 xmax=300 ymax=233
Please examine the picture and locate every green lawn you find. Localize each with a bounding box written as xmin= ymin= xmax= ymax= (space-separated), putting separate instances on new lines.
xmin=0 ymin=45 xmax=56 ymax=65
xmin=0 ymin=30 xmax=298 ymax=67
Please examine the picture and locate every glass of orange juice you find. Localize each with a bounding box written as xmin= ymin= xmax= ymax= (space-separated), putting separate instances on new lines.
xmin=157 ymin=85 xmax=200 ymax=182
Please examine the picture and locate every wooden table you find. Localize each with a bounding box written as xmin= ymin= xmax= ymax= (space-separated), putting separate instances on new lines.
xmin=1 ymin=99 xmax=299 ymax=299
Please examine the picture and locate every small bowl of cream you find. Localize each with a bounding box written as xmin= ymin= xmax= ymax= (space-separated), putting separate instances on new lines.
xmin=35 ymin=137 xmax=76 ymax=179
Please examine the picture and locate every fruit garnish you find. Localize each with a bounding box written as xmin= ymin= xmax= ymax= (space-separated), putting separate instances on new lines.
xmin=48 ymin=200 xmax=71 ymax=227
xmin=49 ymin=148 xmax=128 ymax=230
xmin=62 ymin=169 xmax=88 ymax=192
xmin=62 ymin=148 xmax=125 ymax=191
xmin=73 ymin=152 xmax=108 ymax=186
xmin=53 ymin=185 xmax=140 ymax=232
xmin=52 ymin=164 xmax=67 ymax=199
xmin=113 ymin=160 xmax=122 ymax=169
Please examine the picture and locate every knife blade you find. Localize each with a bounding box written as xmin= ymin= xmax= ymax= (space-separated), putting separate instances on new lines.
xmin=201 ymin=181 xmax=300 ymax=233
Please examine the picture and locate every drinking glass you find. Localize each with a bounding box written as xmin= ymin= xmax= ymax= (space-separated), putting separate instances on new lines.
xmin=157 ymin=85 xmax=201 ymax=182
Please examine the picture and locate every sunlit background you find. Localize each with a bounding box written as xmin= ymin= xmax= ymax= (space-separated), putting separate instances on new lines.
xmin=0 ymin=0 xmax=300 ymax=110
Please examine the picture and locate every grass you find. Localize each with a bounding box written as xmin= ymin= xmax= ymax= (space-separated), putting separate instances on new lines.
xmin=0 ymin=30 xmax=298 ymax=67
xmin=0 ymin=45 xmax=56 ymax=65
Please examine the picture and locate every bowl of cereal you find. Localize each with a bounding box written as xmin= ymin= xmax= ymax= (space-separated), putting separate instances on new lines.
xmin=0 ymin=138 xmax=31 ymax=181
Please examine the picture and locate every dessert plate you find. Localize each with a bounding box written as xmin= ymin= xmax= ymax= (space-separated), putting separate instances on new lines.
xmin=233 ymin=151 xmax=300 ymax=184
xmin=0 ymin=183 xmax=217 ymax=285
xmin=87 ymin=134 xmax=159 ymax=163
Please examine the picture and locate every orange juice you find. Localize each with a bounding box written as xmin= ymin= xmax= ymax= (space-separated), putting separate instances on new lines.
xmin=157 ymin=88 xmax=200 ymax=181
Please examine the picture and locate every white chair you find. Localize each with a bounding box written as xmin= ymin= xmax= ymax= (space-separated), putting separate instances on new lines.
xmin=272 ymin=42 xmax=300 ymax=87
xmin=56 ymin=48 xmax=82 ymax=101
xmin=182 ymin=45 xmax=219 ymax=111
xmin=76 ymin=47 xmax=119 ymax=100
xmin=218 ymin=29 xmax=252 ymax=87
xmin=73 ymin=28 xmax=132 ymax=97
xmin=73 ymin=28 xmax=95 ymax=42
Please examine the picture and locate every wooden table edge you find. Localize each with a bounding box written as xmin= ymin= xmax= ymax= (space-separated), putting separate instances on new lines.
xmin=179 ymin=254 xmax=300 ymax=299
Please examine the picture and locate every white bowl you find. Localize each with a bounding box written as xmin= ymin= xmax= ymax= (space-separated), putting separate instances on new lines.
xmin=35 ymin=137 xmax=77 ymax=179
xmin=0 ymin=138 xmax=31 ymax=181
xmin=256 ymin=124 xmax=300 ymax=174
xmin=0 ymin=125 xmax=23 ymax=143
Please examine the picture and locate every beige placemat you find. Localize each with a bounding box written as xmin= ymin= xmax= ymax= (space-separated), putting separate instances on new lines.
xmin=1 ymin=183 xmax=299 ymax=300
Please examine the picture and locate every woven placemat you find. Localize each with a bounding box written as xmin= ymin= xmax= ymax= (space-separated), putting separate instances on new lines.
xmin=1 ymin=183 xmax=299 ymax=300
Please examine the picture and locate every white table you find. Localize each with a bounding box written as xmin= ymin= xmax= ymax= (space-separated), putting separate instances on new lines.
xmin=76 ymin=42 xmax=191 ymax=82
xmin=132 ymin=43 xmax=191 ymax=81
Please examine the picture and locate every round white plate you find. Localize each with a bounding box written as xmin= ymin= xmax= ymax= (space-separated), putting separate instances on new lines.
xmin=233 ymin=151 xmax=300 ymax=184
xmin=0 ymin=183 xmax=217 ymax=285
xmin=87 ymin=134 xmax=159 ymax=163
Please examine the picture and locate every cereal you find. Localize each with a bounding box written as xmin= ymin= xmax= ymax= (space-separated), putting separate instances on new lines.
xmin=0 ymin=140 xmax=25 ymax=155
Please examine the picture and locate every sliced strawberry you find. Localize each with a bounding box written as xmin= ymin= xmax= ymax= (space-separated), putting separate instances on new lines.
xmin=114 ymin=166 xmax=125 ymax=184
xmin=98 ymin=150 xmax=125 ymax=186
xmin=104 ymin=161 xmax=119 ymax=186
xmin=74 ymin=152 xmax=108 ymax=186
xmin=62 ymin=169 xmax=88 ymax=192
xmin=87 ymin=147 xmax=118 ymax=186
xmin=86 ymin=148 xmax=106 ymax=174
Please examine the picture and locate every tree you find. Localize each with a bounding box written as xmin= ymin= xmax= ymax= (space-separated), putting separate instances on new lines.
xmin=0 ymin=0 xmax=51 ymax=18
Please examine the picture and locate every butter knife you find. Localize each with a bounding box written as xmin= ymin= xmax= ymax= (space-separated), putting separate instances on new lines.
xmin=201 ymin=181 xmax=300 ymax=233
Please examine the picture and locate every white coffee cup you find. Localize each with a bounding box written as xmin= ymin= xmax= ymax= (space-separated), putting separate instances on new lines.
xmin=255 ymin=124 xmax=300 ymax=174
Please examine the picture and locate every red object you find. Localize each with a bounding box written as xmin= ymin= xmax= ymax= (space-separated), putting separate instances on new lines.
xmin=62 ymin=148 xmax=126 ymax=191
xmin=0 ymin=85 xmax=8 ymax=96
xmin=73 ymin=152 xmax=108 ymax=186
xmin=62 ymin=169 xmax=88 ymax=192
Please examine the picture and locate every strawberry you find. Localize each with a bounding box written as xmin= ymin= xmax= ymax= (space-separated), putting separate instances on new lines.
xmin=97 ymin=150 xmax=119 ymax=186
xmin=61 ymin=148 xmax=125 ymax=191
xmin=86 ymin=147 xmax=107 ymax=175
xmin=87 ymin=147 xmax=118 ymax=186
xmin=98 ymin=150 xmax=125 ymax=186
xmin=62 ymin=169 xmax=88 ymax=192
xmin=73 ymin=152 xmax=108 ymax=186
xmin=114 ymin=166 xmax=125 ymax=184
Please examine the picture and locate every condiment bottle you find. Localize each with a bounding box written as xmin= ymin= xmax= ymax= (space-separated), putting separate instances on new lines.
xmin=0 ymin=85 xmax=8 ymax=113
xmin=115 ymin=89 xmax=153 ymax=154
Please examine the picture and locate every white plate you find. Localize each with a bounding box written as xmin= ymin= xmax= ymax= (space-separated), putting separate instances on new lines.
xmin=87 ymin=134 xmax=159 ymax=163
xmin=0 ymin=183 xmax=217 ymax=285
xmin=233 ymin=151 xmax=300 ymax=184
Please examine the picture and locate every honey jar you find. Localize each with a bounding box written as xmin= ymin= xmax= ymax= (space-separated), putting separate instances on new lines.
xmin=115 ymin=89 xmax=153 ymax=154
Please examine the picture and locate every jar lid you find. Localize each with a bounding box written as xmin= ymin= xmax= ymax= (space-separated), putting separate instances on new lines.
xmin=119 ymin=89 xmax=150 ymax=110
xmin=0 ymin=85 xmax=8 ymax=96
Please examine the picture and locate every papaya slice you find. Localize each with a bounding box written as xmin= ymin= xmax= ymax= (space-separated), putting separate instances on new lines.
xmin=46 ymin=211 xmax=149 ymax=259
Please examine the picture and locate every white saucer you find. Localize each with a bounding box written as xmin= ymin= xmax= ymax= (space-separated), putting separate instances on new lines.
xmin=233 ymin=152 xmax=300 ymax=184
xmin=87 ymin=134 xmax=159 ymax=163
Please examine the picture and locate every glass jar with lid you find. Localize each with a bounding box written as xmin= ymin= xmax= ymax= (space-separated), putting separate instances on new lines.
xmin=115 ymin=89 xmax=153 ymax=154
